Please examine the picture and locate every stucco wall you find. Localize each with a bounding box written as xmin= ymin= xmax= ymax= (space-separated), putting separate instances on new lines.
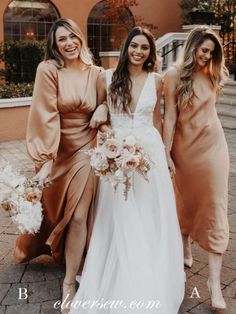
xmin=0 ymin=106 xmax=29 ymax=142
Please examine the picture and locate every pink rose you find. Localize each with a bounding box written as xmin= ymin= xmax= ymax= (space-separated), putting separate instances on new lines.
xmin=123 ymin=156 xmax=140 ymax=171
xmin=116 ymin=154 xmax=140 ymax=172
xmin=102 ymin=138 xmax=122 ymax=159
xmin=25 ymin=189 xmax=42 ymax=203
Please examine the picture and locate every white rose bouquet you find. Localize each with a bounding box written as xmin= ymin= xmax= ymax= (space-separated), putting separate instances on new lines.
xmin=87 ymin=132 xmax=152 ymax=200
xmin=0 ymin=160 xmax=50 ymax=234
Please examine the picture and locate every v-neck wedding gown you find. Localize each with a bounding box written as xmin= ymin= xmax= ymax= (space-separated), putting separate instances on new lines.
xmin=70 ymin=70 xmax=185 ymax=314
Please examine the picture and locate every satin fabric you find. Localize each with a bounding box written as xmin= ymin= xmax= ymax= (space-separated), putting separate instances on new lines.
xmin=171 ymin=85 xmax=229 ymax=253
xmin=14 ymin=61 xmax=102 ymax=263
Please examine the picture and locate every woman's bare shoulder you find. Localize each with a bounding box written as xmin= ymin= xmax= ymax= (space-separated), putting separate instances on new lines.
xmin=153 ymin=72 xmax=162 ymax=83
xmin=164 ymin=66 xmax=180 ymax=81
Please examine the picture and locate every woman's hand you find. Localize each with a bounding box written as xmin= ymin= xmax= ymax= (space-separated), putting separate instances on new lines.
xmin=99 ymin=123 xmax=112 ymax=134
xmin=33 ymin=159 xmax=53 ymax=187
xmin=90 ymin=103 xmax=108 ymax=128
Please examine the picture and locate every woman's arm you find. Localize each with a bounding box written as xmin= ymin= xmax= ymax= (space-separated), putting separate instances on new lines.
xmin=27 ymin=61 xmax=60 ymax=184
xmin=89 ymin=71 xmax=108 ymax=129
xmin=162 ymin=67 xmax=179 ymax=173
xmin=153 ymin=73 xmax=163 ymax=136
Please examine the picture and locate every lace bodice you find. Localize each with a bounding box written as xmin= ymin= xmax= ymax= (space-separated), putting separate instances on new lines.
xmin=105 ymin=70 xmax=157 ymax=130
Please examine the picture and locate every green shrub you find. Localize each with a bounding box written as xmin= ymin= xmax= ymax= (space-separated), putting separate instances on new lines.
xmin=0 ymin=40 xmax=45 ymax=83
xmin=0 ymin=82 xmax=34 ymax=98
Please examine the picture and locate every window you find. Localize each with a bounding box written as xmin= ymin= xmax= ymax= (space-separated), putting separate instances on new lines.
xmin=4 ymin=0 xmax=60 ymax=41
xmin=88 ymin=0 xmax=134 ymax=64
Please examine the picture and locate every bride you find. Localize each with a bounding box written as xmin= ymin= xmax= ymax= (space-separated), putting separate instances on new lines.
xmin=68 ymin=27 xmax=185 ymax=314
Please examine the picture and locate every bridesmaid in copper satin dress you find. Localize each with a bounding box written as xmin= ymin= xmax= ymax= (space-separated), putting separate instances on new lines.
xmin=13 ymin=18 xmax=107 ymax=313
xmin=163 ymin=26 xmax=229 ymax=310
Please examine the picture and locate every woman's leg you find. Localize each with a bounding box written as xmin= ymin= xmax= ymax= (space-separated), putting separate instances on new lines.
xmin=207 ymin=252 xmax=226 ymax=309
xmin=62 ymin=175 xmax=93 ymax=313
xmin=182 ymin=234 xmax=193 ymax=268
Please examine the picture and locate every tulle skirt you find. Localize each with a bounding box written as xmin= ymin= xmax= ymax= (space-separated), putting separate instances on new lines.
xmin=70 ymin=128 xmax=185 ymax=314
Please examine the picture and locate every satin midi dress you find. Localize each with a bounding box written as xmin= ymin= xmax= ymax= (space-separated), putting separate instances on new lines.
xmin=171 ymin=86 xmax=229 ymax=253
xmin=14 ymin=61 xmax=102 ymax=263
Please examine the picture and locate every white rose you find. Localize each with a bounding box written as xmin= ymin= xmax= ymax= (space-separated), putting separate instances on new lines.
xmin=90 ymin=149 xmax=109 ymax=171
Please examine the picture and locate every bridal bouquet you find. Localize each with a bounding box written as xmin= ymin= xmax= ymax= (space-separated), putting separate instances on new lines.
xmin=0 ymin=161 xmax=49 ymax=234
xmin=87 ymin=132 xmax=152 ymax=200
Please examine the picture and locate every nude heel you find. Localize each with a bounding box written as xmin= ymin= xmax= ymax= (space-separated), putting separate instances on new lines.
xmin=206 ymin=279 xmax=226 ymax=310
xmin=183 ymin=235 xmax=193 ymax=268
xmin=184 ymin=256 xmax=193 ymax=268
xmin=61 ymin=281 xmax=76 ymax=314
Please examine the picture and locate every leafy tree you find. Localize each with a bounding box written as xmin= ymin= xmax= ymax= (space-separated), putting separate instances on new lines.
xmin=179 ymin=0 xmax=236 ymax=36
xmin=214 ymin=0 xmax=236 ymax=36
xmin=104 ymin=0 xmax=158 ymax=35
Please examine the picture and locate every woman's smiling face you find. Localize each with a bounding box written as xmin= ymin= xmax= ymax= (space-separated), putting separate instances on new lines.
xmin=55 ymin=26 xmax=81 ymax=62
xmin=195 ymin=39 xmax=215 ymax=69
xmin=128 ymin=35 xmax=150 ymax=66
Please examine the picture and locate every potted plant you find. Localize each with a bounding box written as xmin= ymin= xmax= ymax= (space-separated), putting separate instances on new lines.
xmin=188 ymin=0 xmax=216 ymax=24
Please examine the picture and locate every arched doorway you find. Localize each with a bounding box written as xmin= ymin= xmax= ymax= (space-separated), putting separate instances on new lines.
xmin=3 ymin=0 xmax=60 ymax=41
xmin=87 ymin=0 xmax=134 ymax=64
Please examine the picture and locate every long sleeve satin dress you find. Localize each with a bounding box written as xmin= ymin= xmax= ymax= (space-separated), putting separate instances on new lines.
xmin=14 ymin=60 xmax=102 ymax=263
xmin=171 ymin=84 xmax=229 ymax=254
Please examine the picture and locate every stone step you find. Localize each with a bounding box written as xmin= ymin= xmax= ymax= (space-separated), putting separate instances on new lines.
xmin=216 ymin=103 xmax=236 ymax=118
xmin=224 ymin=79 xmax=236 ymax=88
xmin=218 ymin=115 xmax=236 ymax=130
xmin=216 ymin=93 xmax=236 ymax=129
xmin=221 ymin=87 xmax=236 ymax=98
xmin=217 ymin=96 xmax=236 ymax=106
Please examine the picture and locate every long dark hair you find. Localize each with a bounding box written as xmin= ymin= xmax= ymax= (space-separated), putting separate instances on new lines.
xmin=109 ymin=26 xmax=157 ymax=113
xmin=45 ymin=18 xmax=93 ymax=68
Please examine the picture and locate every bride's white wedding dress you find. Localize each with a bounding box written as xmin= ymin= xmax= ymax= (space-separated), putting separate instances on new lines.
xmin=69 ymin=70 xmax=185 ymax=314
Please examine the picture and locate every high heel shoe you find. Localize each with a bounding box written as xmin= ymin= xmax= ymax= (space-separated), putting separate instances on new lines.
xmin=184 ymin=256 xmax=193 ymax=268
xmin=61 ymin=281 xmax=76 ymax=314
xmin=206 ymin=279 xmax=226 ymax=309
xmin=183 ymin=235 xmax=193 ymax=268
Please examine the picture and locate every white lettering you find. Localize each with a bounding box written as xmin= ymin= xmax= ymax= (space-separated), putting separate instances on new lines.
xmin=18 ymin=288 xmax=28 ymax=300
xmin=190 ymin=287 xmax=200 ymax=298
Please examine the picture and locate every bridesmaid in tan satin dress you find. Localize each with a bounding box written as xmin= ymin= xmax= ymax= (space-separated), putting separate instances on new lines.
xmin=163 ymin=26 xmax=229 ymax=310
xmin=13 ymin=19 xmax=107 ymax=313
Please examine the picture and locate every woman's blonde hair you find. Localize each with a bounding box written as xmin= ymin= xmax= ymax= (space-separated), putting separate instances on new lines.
xmin=176 ymin=26 xmax=228 ymax=109
xmin=45 ymin=18 xmax=93 ymax=67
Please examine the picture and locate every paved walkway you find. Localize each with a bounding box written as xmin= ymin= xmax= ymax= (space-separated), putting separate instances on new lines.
xmin=0 ymin=130 xmax=235 ymax=314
